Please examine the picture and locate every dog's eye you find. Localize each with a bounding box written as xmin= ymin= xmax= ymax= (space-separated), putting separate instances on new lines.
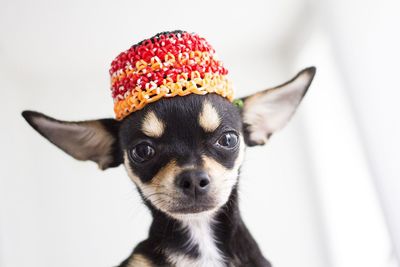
xmin=216 ymin=132 xmax=239 ymax=149
xmin=129 ymin=143 xmax=155 ymax=163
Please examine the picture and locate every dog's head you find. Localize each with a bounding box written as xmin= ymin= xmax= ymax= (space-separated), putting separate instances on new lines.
xmin=22 ymin=67 xmax=315 ymax=219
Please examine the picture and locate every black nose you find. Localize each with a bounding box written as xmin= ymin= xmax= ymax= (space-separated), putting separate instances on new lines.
xmin=176 ymin=170 xmax=210 ymax=197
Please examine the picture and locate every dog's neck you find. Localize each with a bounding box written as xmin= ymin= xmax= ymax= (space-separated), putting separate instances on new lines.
xmin=137 ymin=186 xmax=268 ymax=266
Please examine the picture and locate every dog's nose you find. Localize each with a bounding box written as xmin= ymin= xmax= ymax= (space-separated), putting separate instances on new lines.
xmin=176 ymin=170 xmax=210 ymax=197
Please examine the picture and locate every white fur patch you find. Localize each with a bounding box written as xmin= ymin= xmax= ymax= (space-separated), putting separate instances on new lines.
xmin=167 ymin=216 xmax=225 ymax=267
xmin=142 ymin=111 xmax=165 ymax=138
xmin=199 ymin=101 xmax=221 ymax=132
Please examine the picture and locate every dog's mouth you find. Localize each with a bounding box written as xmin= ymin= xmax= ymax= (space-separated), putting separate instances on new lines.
xmin=168 ymin=202 xmax=216 ymax=214
xmin=165 ymin=196 xmax=217 ymax=215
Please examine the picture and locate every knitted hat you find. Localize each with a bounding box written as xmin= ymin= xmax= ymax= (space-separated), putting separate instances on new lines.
xmin=110 ymin=30 xmax=234 ymax=120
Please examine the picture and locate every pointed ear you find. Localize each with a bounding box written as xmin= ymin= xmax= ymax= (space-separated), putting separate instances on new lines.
xmin=240 ymin=67 xmax=316 ymax=146
xmin=22 ymin=111 xmax=122 ymax=170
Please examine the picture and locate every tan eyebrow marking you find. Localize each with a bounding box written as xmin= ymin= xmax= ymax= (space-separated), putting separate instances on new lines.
xmin=198 ymin=101 xmax=221 ymax=132
xmin=141 ymin=111 xmax=165 ymax=138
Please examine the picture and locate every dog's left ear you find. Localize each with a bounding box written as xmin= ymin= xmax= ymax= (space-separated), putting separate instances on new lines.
xmin=239 ymin=67 xmax=316 ymax=146
xmin=22 ymin=111 xmax=122 ymax=170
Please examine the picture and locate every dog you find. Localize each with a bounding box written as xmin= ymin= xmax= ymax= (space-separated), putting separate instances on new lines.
xmin=22 ymin=31 xmax=316 ymax=267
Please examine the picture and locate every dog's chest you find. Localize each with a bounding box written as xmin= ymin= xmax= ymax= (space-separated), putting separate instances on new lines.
xmin=168 ymin=218 xmax=225 ymax=267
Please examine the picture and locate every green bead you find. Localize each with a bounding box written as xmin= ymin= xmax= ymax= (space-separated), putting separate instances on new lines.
xmin=233 ymin=99 xmax=244 ymax=109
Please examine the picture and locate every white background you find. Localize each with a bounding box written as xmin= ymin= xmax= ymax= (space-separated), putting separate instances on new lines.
xmin=0 ymin=0 xmax=399 ymax=267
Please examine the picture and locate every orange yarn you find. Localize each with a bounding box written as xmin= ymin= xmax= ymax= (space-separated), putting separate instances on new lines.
xmin=114 ymin=73 xmax=233 ymax=120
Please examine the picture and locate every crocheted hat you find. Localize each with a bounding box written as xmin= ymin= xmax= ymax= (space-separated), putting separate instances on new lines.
xmin=110 ymin=30 xmax=234 ymax=120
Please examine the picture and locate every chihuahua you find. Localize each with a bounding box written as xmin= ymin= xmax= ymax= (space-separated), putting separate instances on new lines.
xmin=22 ymin=32 xmax=315 ymax=267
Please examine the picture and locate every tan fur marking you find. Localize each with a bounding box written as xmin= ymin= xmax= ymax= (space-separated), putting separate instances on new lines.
xmin=202 ymin=136 xmax=245 ymax=208
xmin=151 ymin=160 xmax=180 ymax=187
xmin=141 ymin=111 xmax=165 ymax=138
xmin=124 ymin=152 xmax=181 ymax=214
xmin=127 ymin=253 xmax=153 ymax=267
xmin=199 ymin=101 xmax=221 ymax=132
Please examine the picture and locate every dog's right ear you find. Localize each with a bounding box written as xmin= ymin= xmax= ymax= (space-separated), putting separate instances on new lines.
xmin=22 ymin=111 xmax=122 ymax=170
xmin=238 ymin=67 xmax=316 ymax=146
